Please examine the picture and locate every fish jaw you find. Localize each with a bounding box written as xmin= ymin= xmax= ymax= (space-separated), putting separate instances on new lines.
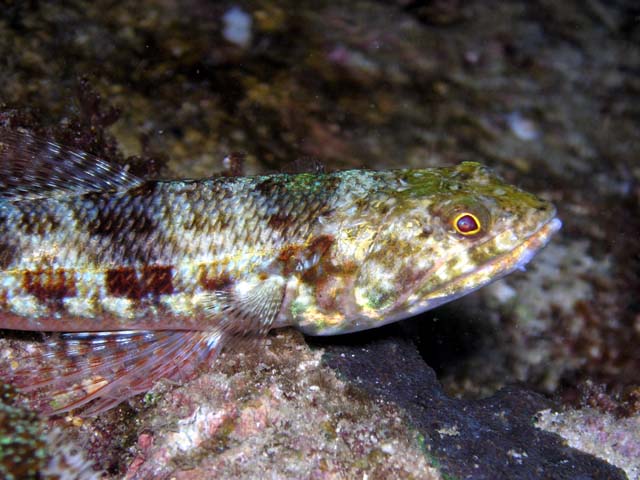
xmin=397 ymin=215 xmax=562 ymax=319
xmin=297 ymin=215 xmax=561 ymax=336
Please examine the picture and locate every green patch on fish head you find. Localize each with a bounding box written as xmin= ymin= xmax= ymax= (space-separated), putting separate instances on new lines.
xmin=350 ymin=162 xmax=561 ymax=330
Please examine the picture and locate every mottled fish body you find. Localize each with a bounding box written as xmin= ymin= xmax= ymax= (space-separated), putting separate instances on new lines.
xmin=0 ymin=129 xmax=560 ymax=414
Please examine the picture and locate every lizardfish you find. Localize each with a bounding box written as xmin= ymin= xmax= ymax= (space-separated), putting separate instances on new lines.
xmin=0 ymin=129 xmax=561 ymax=415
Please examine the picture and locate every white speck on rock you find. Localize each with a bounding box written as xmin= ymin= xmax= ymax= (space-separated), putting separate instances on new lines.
xmin=223 ymin=7 xmax=253 ymax=48
xmin=507 ymin=112 xmax=539 ymax=141
xmin=380 ymin=442 xmax=396 ymax=454
xmin=507 ymin=448 xmax=528 ymax=464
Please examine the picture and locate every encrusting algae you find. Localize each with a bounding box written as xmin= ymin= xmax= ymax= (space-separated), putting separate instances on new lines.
xmin=0 ymin=382 xmax=99 ymax=479
xmin=0 ymin=128 xmax=560 ymax=415
xmin=0 ymin=382 xmax=46 ymax=479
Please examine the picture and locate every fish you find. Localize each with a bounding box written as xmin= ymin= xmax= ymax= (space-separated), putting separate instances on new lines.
xmin=0 ymin=129 xmax=561 ymax=415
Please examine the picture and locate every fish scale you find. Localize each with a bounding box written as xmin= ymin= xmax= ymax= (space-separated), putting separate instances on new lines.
xmin=0 ymin=129 xmax=561 ymax=415
xmin=0 ymin=170 xmax=342 ymax=328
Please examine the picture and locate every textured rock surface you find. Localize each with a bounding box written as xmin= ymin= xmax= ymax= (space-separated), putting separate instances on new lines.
xmin=536 ymin=407 xmax=640 ymax=480
xmin=121 ymin=331 xmax=439 ymax=479
xmin=317 ymin=330 xmax=627 ymax=480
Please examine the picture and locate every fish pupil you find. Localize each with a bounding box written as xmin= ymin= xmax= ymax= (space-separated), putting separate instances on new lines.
xmin=455 ymin=213 xmax=480 ymax=234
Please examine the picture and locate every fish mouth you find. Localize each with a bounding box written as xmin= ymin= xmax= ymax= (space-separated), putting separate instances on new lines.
xmin=390 ymin=216 xmax=563 ymax=320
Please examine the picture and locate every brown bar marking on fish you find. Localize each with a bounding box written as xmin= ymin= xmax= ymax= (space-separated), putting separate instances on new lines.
xmin=267 ymin=213 xmax=294 ymax=232
xmin=300 ymin=235 xmax=335 ymax=280
xmin=277 ymin=234 xmax=335 ymax=278
xmin=0 ymin=242 xmax=17 ymax=270
xmin=277 ymin=244 xmax=303 ymax=276
xmin=140 ymin=265 xmax=174 ymax=296
xmin=106 ymin=267 xmax=141 ymax=299
xmin=308 ymin=234 xmax=334 ymax=257
xmin=23 ymin=268 xmax=78 ymax=304
xmin=86 ymin=196 xmax=126 ymax=238
xmin=20 ymin=210 xmax=61 ymax=236
xmin=198 ymin=267 xmax=234 ymax=292
xmin=277 ymin=244 xmax=300 ymax=263
xmin=86 ymin=194 xmax=156 ymax=238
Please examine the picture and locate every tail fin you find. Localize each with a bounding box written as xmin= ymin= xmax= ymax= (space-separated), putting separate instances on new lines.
xmin=7 ymin=330 xmax=223 ymax=416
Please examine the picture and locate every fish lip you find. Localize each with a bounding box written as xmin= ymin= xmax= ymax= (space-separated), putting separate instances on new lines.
xmin=398 ymin=215 xmax=562 ymax=316
xmin=303 ymin=216 xmax=561 ymax=335
xmin=505 ymin=216 xmax=562 ymax=271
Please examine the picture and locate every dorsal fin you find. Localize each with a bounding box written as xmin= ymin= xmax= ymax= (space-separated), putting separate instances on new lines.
xmin=0 ymin=129 xmax=142 ymax=200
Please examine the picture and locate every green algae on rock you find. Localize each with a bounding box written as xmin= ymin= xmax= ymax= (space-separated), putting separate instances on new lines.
xmin=0 ymin=382 xmax=47 ymax=480
xmin=0 ymin=382 xmax=100 ymax=479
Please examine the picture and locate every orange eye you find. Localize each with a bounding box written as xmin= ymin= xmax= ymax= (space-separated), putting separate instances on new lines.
xmin=453 ymin=212 xmax=481 ymax=236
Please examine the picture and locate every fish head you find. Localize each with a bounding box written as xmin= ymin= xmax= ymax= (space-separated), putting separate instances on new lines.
xmin=343 ymin=162 xmax=561 ymax=333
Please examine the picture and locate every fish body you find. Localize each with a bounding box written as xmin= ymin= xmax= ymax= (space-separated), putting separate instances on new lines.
xmin=0 ymin=130 xmax=560 ymax=414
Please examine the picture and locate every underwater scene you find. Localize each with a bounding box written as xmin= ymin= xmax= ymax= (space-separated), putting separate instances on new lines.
xmin=0 ymin=1 xmax=638 ymax=479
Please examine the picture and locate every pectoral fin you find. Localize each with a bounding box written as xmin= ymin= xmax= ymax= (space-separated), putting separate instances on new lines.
xmin=203 ymin=274 xmax=286 ymax=337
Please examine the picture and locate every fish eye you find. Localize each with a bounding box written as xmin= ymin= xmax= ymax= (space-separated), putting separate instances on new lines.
xmin=453 ymin=212 xmax=482 ymax=236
